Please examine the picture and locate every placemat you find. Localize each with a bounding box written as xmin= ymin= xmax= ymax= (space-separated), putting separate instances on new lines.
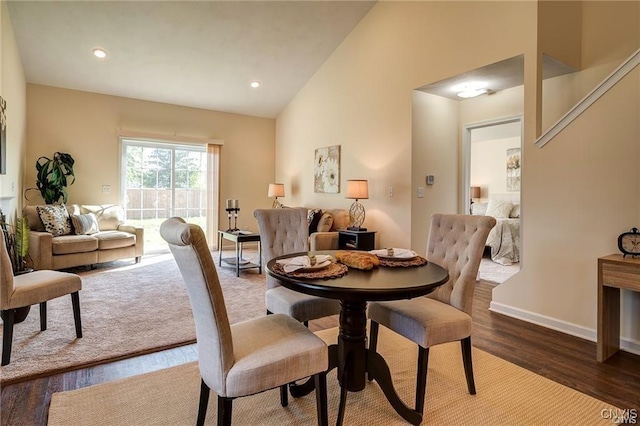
xmin=271 ymin=262 xmax=348 ymax=279
xmin=378 ymin=256 xmax=428 ymax=267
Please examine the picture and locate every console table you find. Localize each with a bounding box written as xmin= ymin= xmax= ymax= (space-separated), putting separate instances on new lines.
xmin=597 ymin=254 xmax=640 ymax=362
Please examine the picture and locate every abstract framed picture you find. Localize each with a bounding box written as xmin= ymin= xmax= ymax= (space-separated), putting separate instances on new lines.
xmin=506 ymin=147 xmax=521 ymax=191
xmin=314 ymin=145 xmax=340 ymax=193
xmin=0 ymin=96 xmax=6 ymax=175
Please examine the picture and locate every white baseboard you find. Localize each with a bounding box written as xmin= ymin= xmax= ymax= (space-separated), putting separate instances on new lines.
xmin=489 ymin=301 xmax=640 ymax=357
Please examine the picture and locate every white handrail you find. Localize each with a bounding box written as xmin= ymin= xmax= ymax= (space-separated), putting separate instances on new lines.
xmin=536 ymin=47 xmax=640 ymax=148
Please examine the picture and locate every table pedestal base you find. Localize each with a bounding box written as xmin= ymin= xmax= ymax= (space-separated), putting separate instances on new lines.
xmin=289 ymin=300 xmax=422 ymax=425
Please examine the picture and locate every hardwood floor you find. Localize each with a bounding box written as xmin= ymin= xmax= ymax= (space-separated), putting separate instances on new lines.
xmin=2 ymin=281 xmax=639 ymax=425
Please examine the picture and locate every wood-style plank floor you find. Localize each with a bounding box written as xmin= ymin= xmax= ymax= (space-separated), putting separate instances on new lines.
xmin=1 ymin=281 xmax=639 ymax=425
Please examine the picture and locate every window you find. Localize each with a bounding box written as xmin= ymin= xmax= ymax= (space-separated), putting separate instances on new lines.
xmin=121 ymin=138 xmax=219 ymax=253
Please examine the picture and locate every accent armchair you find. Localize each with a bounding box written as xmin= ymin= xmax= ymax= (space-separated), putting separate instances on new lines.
xmin=1 ymin=229 xmax=82 ymax=366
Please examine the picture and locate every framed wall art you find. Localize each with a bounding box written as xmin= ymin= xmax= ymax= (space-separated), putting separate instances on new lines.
xmin=314 ymin=145 xmax=340 ymax=193
xmin=506 ymin=147 xmax=521 ymax=191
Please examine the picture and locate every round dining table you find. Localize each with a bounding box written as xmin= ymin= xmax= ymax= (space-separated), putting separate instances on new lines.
xmin=266 ymin=250 xmax=449 ymax=426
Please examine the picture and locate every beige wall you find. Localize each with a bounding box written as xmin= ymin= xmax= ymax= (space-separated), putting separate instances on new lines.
xmin=26 ymin=85 xmax=275 ymax=231
xmin=470 ymin=136 xmax=521 ymax=197
xmin=494 ymin=1 xmax=640 ymax=348
xmin=0 ymin=1 xmax=27 ymax=222
xmin=277 ymin=0 xmax=639 ymax=353
xmin=277 ymin=1 xmax=537 ymax=250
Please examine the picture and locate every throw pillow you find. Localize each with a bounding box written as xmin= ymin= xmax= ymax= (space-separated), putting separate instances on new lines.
xmin=307 ymin=209 xmax=323 ymax=234
xmin=316 ymin=212 xmax=334 ymax=232
xmin=471 ymin=202 xmax=488 ymax=216
xmin=485 ymin=200 xmax=513 ymax=219
xmin=37 ymin=204 xmax=72 ymax=237
xmin=510 ymin=204 xmax=521 ymax=218
xmin=70 ymin=213 xmax=100 ymax=235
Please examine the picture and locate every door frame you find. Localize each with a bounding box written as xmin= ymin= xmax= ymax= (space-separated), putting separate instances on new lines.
xmin=461 ymin=114 xmax=523 ymax=215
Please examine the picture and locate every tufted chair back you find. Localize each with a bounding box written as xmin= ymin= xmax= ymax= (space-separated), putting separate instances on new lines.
xmin=425 ymin=214 xmax=496 ymax=315
xmin=160 ymin=217 xmax=234 ymax=396
xmin=253 ymin=208 xmax=309 ymax=290
xmin=0 ymin=230 xmax=15 ymax=310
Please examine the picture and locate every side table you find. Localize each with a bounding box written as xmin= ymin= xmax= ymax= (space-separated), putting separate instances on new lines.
xmin=218 ymin=230 xmax=262 ymax=277
xmin=597 ymin=254 xmax=640 ymax=362
xmin=338 ymin=230 xmax=376 ymax=251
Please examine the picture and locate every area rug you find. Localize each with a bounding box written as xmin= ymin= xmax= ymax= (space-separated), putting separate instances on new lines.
xmin=478 ymin=258 xmax=519 ymax=284
xmin=48 ymin=326 xmax=618 ymax=426
xmin=0 ymin=252 xmax=266 ymax=385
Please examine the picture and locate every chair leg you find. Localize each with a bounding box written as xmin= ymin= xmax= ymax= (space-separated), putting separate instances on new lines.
xmin=196 ymin=379 xmax=210 ymax=426
xmin=71 ymin=292 xmax=83 ymax=338
xmin=367 ymin=321 xmax=379 ymax=381
xmin=415 ymin=346 xmax=430 ymax=415
xmin=314 ymin=372 xmax=328 ymax=426
xmin=217 ymin=395 xmax=233 ymax=426
xmin=1 ymin=309 xmax=15 ymax=366
xmin=461 ymin=336 xmax=476 ymax=395
xmin=39 ymin=302 xmax=47 ymax=331
xmin=280 ymin=384 xmax=288 ymax=407
xmin=135 ymin=256 xmax=141 ymax=263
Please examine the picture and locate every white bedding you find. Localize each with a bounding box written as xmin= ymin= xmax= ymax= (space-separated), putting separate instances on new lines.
xmin=486 ymin=218 xmax=520 ymax=265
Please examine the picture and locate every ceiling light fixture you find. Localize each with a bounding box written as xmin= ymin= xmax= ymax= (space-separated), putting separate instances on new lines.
xmin=250 ymin=81 xmax=261 ymax=88
xmin=453 ymin=82 xmax=488 ymax=99
xmin=92 ymin=48 xmax=107 ymax=59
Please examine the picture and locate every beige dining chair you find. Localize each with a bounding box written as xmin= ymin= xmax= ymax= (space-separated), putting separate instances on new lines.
xmin=160 ymin=217 xmax=329 ymax=426
xmin=1 ymin=229 xmax=82 ymax=366
xmin=253 ymin=208 xmax=340 ymax=325
xmin=367 ymin=213 xmax=496 ymax=415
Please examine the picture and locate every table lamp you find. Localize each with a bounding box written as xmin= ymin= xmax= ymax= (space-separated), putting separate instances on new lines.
xmin=346 ymin=179 xmax=369 ymax=231
xmin=470 ymin=186 xmax=481 ymax=214
xmin=268 ymin=183 xmax=285 ymax=208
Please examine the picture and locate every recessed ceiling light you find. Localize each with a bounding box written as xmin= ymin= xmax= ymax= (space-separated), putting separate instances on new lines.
xmin=250 ymin=81 xmax=261 ymax=88
xmin=92 ymin=48 xmax=107 ymax=59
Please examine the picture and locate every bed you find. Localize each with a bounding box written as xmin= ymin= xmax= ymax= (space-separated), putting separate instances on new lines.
xmin=472 ymin=195 xmax=520 ymax=266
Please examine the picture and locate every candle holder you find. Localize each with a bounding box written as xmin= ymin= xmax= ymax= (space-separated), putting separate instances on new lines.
xmin=225 ymin=199 xmax=240 ymax=232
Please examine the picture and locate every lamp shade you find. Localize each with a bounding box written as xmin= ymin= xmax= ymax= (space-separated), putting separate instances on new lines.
xmin=346 ymin=180 xmax=369 ymax=200
xmin=470 ymin=186 xmax=481 ymax=199
xmin=268 ymin=183 xmax=285 ymax=198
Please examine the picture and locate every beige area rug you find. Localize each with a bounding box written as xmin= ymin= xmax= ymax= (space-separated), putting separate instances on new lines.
xmin=0 ymin=252 xmax=266 ymax=385
xmin=49 ymin=326 xmax=617 ymax=426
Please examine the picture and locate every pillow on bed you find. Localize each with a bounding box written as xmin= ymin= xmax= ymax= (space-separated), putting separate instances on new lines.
xmin=510 ymin=204 xmax=521 ymax=218
xmin=486 ymin=200 xmax=513 ymax=219
xmin=471 ymin=202 xmax=488 ymax=216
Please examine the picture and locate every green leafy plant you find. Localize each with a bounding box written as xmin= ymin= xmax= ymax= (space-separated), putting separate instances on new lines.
xmin=25 ymin=152 xmax=76 ymax=204
xmin=0 ymin=209 xmax=30 ymax=274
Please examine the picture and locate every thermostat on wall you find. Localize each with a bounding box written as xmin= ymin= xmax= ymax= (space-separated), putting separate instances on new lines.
xmin=426 ymin=175 xmax=434 ymax=185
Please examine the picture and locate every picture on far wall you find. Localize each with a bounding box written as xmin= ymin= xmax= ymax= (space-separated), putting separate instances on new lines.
xmin=314 ymin=145 xmax=340 ymax=193
xmin=0 ymin=96 xmax=6 ymax=175
xmin=506 ymin=147 xmax=521 ymax=191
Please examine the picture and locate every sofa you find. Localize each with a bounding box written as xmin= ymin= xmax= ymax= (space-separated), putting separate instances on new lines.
xmin=22 ymin=204 xmax=144 ymax=271
xmin=307 ymin=208 xmax=351 ymax=251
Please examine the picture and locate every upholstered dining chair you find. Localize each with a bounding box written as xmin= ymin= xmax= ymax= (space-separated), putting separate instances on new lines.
xmin=367 ymin=213 xmax=496 ymax=415
xmin=253 ymin=208 xmax=340 ymax=325
xmin=160 ymin=217 xmax=329 ymax=426
xmin=1 ymin=229 xmax=82 ymax=366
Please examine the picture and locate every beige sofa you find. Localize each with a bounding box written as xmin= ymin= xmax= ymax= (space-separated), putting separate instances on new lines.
xmin=308 ymin=208 xmax=350 ymax=251
xmin=23 ymin=204 xmax=144 ymax=271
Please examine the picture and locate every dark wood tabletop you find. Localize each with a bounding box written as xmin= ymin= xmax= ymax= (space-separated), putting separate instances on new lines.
xmin=266 ymin=250 xmax=449 ymax=302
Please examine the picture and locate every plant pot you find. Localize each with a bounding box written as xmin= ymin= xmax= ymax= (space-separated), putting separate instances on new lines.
xmin=1 ymin=306 xmax=31 ymax=324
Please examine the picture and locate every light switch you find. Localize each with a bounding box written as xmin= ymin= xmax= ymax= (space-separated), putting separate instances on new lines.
xmin=388 ymin=186 xmax=394 ymax=197
xmin=417 ymin=187 xmax=425 ymax=198
xmin=102 ymin=185 xmax=111 ymax=194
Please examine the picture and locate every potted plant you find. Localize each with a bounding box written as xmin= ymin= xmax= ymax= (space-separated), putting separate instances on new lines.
xmin=25 ymin=151 xmax=75 ymax=204
xmin=0 ymin=208 xmax=30 ymax=274
xmin=0 ymin=209 xmax=32 ymax=323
